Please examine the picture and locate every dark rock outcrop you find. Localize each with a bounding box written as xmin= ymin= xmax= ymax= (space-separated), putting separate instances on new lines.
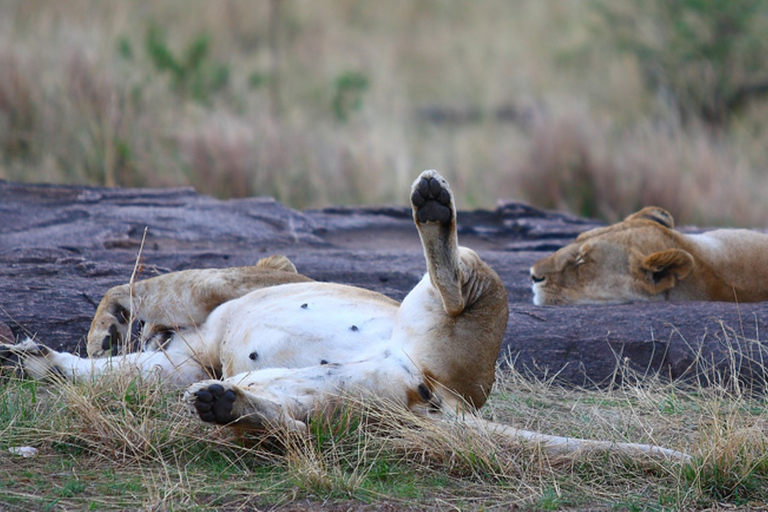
xmin=2 ymin=180 xmax=767 ymax=387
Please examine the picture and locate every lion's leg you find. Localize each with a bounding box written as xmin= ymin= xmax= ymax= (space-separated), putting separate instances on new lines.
xmin=410 ymin=170 xmax=464 ymax=316
xmin=404 ymin=171 xmax=509 ymax=410
xmin=2 ymin=337 xmax=211 ymax=386
xmin=182 ymin=355 xmax=687 ymax=461
xmin=184 ymin=353 xmax=437 ymax=431
xmin=87 ymin=256 xmax=308 ymax=357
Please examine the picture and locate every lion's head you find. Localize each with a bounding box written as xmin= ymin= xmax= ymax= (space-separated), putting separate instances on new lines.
xmin=530 ymin=207 xmax=700 ymax=305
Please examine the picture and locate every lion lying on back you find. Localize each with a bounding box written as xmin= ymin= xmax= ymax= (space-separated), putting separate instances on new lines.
xmin=2 ymin=172 xmax=686 ymax=460
xmin=531 ymin=206 xmax=768 ymax=305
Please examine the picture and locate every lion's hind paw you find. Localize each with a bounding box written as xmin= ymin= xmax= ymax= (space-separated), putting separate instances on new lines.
xmin=411 ymin=170 xmax=454 ymax=225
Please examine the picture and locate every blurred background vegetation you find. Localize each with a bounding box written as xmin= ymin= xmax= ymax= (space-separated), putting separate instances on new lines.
xmin=2 ymin=0 xmax=768 ymax=225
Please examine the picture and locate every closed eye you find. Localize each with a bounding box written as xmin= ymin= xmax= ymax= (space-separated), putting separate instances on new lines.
xmin=574 ymin=255 xmax=587 ymax=266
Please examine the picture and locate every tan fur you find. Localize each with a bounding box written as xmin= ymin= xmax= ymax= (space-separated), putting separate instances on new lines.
xmin=531 ymin=206 xmax=768 ymax=305
xmin=412 ymin=172 xmax=465 ymax=316
xmin=407 ymin=247 xmax=509 ymax=409
xmin=3 ymin=173 xmax=687 ymax=460
xmin=87 ymin=259 xmax=313 ymax=357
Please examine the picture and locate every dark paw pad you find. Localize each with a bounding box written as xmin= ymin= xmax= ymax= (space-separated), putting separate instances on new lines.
xmin=193 ymin=383 xmax=238 ymax=424
xmin=412 ymin=177 xmax=452 ymax=224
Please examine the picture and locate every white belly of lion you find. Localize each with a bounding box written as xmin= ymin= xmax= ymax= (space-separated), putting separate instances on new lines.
xmin=207 ymin=282 xmax=399 ymax=376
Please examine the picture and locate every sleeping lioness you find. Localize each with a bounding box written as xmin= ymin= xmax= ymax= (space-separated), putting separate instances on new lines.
xmin=531 ymin=206 xmax=768 ymax=305
xmin=2 ymin=172 xmax=685 ymax=459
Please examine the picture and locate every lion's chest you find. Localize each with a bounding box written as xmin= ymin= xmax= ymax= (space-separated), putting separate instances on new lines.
xmin=210 ymin=282 xmax=398 ymax=377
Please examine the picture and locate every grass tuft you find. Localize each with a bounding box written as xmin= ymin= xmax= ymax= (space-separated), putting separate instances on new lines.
xmin=2 ymin=348 xmax=768 ymax=509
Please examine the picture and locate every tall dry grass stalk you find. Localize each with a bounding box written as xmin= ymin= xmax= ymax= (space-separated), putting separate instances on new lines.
xmin=1 ymin=1 xmax=768 ymax=225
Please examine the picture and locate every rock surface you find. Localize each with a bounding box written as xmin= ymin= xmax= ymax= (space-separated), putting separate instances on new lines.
xmin=2 ymin=180 xmax=767 ymax=387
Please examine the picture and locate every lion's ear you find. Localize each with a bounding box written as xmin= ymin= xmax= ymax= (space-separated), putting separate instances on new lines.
xmin=630 ymin=249 xmax=694 ymax=294
xmin=256 ymin=255 xmax=298 ymax=273
xmin=624 ymin=207 xmax=674 ymax=229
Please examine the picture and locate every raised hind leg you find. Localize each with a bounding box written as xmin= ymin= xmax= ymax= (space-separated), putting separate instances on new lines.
xmin=405 ymin=170 xmax=509 ymax=409
xmin=410 ymin=170 xmax=465 ymax=316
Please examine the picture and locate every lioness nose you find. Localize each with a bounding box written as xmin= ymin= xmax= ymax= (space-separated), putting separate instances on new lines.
xmin=531 ymin=271 xmax=545 ymax=283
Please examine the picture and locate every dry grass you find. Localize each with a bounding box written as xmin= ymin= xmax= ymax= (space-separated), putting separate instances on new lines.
xmin=512 ymin=115 xmax=768 ymax=225
xmin=2 ymin=338 xmax=768 ymax=510
xmin=2 ymin=1 xmax=768 ymax=225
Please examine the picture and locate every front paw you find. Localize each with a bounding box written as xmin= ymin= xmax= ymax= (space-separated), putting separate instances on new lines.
xmin=1 ymin=338 xmax=62 ymax=380
xmin=184 ymin=380 xmax=307 ymax=432
xmin=3 ymin=338 xmax=51 ymax=357
xmin=188 ymin=383 xmax=239 ymax=424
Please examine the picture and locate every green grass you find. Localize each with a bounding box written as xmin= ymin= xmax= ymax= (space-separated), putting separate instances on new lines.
xmin=2 ymin=357 xmax=768 ymax=510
